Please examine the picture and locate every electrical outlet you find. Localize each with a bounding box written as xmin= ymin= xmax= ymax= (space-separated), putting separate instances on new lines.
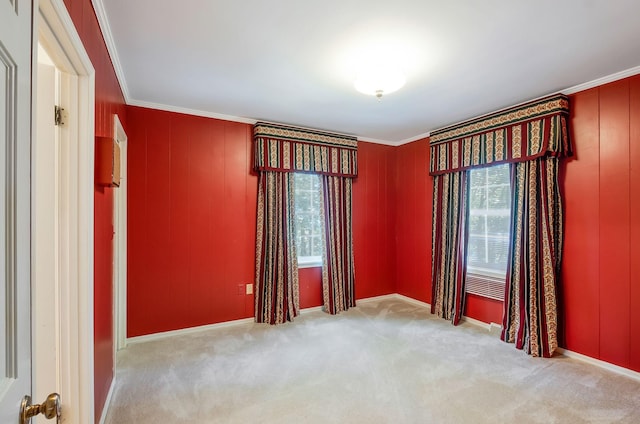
xmin=246 ymin=283 xmax=253 ymax=295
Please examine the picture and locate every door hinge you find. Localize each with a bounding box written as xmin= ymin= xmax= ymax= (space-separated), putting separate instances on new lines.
xmin=54 ymin=105 xmax=66 ymax=126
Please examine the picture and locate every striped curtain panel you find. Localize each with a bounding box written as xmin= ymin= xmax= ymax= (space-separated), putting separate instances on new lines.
xmin=501 ymin=157 xmax=562 ymax=357
xmin=431 ymin=171 xmax=469 ymax=325
xmin=255 ymin=171 xmax=300 ymax=324
xmin=320 ymin=175 xmax=356 ymax=314
xmin=428 ymin=94 xmax=571 ymax=356
xmin=253 ymin=122 xmax=358 ymax=322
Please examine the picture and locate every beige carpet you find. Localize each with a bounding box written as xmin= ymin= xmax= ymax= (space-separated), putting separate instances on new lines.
xmin=105 ymin=297 xmax=640 ymax=423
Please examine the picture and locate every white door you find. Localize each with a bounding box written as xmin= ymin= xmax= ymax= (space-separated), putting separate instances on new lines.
xmin=0 ymin=0 xmax=34 ymax=422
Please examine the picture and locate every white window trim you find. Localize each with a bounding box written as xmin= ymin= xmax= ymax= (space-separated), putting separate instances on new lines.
xmin=466 ymin=164 xmax=511 ymax=301
xmin=298 ymin=255 xmax=322 ymax=268
xmin=294 ymin=173 xmax=323 ymax=267
xmin=467 ymin=265 xmax=507 ymax=280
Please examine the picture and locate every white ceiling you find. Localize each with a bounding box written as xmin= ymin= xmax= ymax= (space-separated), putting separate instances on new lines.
xmin=96 ymin=0 xmax=640 ymax=144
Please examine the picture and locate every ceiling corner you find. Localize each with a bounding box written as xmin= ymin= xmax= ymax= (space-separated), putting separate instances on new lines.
xmin=396 ymin=131 xmax=431 ymax=146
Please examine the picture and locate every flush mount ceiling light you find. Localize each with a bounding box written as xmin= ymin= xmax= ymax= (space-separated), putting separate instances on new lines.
xmin=354 ymin=65 xmax=406 ymax=99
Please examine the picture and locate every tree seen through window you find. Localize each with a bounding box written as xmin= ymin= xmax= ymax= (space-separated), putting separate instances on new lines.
xmin=467 ymin=164 xmax=511 ymax=277
xmin=294 ymin=173 xmax=323 ymax=264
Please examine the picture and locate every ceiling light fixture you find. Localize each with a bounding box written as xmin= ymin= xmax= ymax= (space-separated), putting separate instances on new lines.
xmin=354 ymin=65 xmax=406 ymax=99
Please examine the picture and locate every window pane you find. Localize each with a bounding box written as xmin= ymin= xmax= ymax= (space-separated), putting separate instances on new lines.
xmin=469 ymin=188 xmax=487 ymax=208
xmin=467 ymin=164 xmax=511 ymax=277
xmin=469 ymin=214 xmax=483 ymax=230
xmin=297 ymin=189 xmax=310 ymax=207
xmin=487 ymin=185 xmax=510 ymax=209
xmin=487 ymin=164 xmax=509 ymax=185
xmin=294 ymin=173 xmax=323 ymax=262
xmin=487 ymin=215 xmax=510 ymax=234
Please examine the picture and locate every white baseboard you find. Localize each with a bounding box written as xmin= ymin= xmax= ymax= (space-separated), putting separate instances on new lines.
xmin=460 ymin=315 xmax=492 ymax=330
xmin=127 ymin=317 xmax=255 ymax=345
xmin=556 ymin=348 xmax=640 ymax=382
xmin=300 ymin=306 xmax=323 ymax=314
xmin=357 ymin=294 xmax=399 ymax=304
xmin=98 ymin=376 xmax=117 ymax=424
xmin=392 ymin=295 xmax=640 ymax=381
xmin=460 ymin=316 xmax=503 ymax=334
xmin=123 ymin=294 xmax=640 ymax=382
xmin=460 ymin=315 xmax=640 ymax=382
xmin=391 ymin=295 xmax=501 ymax=332
xmin=458 ymin=312 xmax=640 ymax=381
xmin=126 ymin=294 xmax=401 ymax=345
xmin=393 ymin=293 xmax=431 ymax=308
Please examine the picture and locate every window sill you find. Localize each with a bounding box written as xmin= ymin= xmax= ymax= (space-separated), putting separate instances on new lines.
xmin=298 ymin=263 xmax=322 ymax=269
xmin=298 ymin=256 xmax=322 ymax=269
xmin=467 ymin=267 xmax=506 ymax=281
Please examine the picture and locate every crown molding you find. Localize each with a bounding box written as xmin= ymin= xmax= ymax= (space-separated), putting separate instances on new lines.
xmin=83 ymin=4 xmax=640 ymax=148
xmin=359 ymin=64 xmax=640 ymax=146
xmin=128 ymin=99 xmax=258 ymax=125
xmin=421 ymin=64 xmax=640 ymax=144
xmin=125 ymin=63 xmax=640 ymax=146
xmin=357 ymin=136 xmax=399 ymax=146
xmin=561 ymin=64 xmax=640 ymax=95
xmin=396 ymin=131 xmax=431 ymax=146
xmin=91 ymin=0 xmax=131 ymax=102
xmin=128 ymin=100 xmax=407 ymax=144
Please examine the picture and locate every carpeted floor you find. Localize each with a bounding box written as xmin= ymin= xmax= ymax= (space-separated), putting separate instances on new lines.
xmin=105 ymin=297 xmax=640 ymax=423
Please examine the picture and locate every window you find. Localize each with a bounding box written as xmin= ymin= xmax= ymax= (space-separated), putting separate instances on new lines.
xmin=466 ymin=164 xmax=511 ymax=300
xmin=294 ymin=173 xmax=323 ymax=267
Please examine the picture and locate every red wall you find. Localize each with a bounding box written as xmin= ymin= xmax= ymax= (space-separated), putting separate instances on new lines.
xmin=562 ymin=75 xmax=640 ymax=372
xmin=126 ymin=107 xmax=256 ymax=336
xmin=62 ymin=0 xmax=128 ymax=421
xmin=299 ymin=267 xmax=323 ymax=309
xmin=393 ymin=75 xmax=640 ymax=372
xmin=395 ymin=138 xmax=431 ymax=303
xmin=463 ymin=295 xmax=502 ymax=324
xmin=126 ymin=110 xmax=397 ymax=336
xmin=353 ymin=142 xmax=397 ymax=299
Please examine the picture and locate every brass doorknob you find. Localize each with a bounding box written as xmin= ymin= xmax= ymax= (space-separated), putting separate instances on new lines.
xmin=20 ymin=393 xmax=61 ymax=424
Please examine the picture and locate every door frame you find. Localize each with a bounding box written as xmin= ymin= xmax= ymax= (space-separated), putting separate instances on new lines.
xmin=33 ymin=1 xmax=95 ymax=423
xmin=113 ymin=114 xmax=127 ymax=352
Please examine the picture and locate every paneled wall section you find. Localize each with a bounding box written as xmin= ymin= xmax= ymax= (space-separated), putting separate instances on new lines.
xmin=393 ymin=75 xmax=640 ymax=372
xmin=126 ymin=108 xmax=256 ymax=336
xmin=562 ymin=75 xmax=640 ymax=372
xmin=353 ymin=142 xmax=397 ymax=299
xmin=395 ymin=138 xmax=431 ymax=303
xmin=126 ymin=108 xmax=397 ymax=336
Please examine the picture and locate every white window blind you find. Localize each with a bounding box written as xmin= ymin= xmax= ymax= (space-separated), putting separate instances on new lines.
xmin=466 ymin=164 xmax=511 ymax=301
xmin=293 ymin=173 xmax=323 ymax=267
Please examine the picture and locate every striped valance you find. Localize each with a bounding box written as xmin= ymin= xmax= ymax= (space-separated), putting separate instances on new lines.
xmin=254 ymin=122 xmax=358 ymax=177
xmin=429 ymin=94 xmax=571 ymax=175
